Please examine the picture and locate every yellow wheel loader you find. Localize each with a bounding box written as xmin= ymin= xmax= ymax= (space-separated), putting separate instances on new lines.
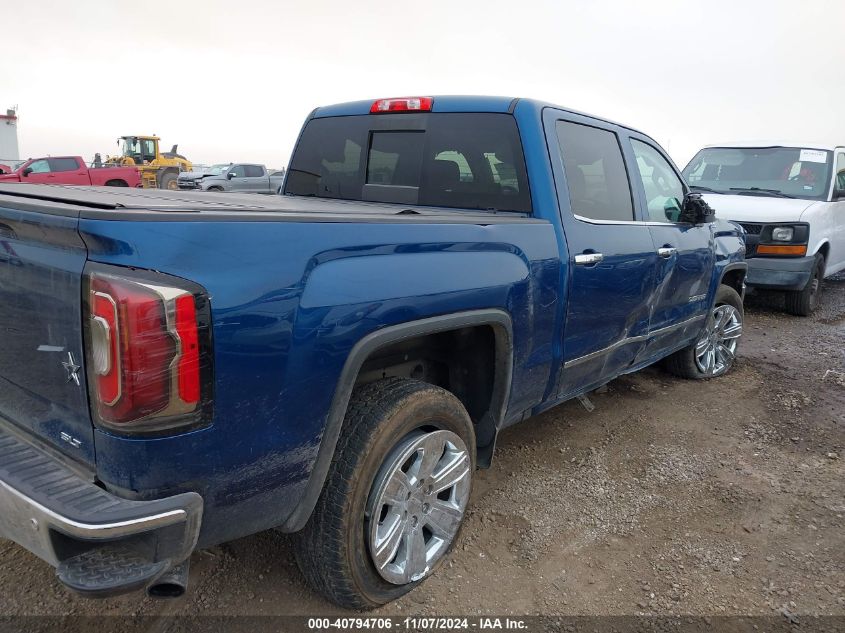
xmin=106 ymin=136 xmax=192 ymax=190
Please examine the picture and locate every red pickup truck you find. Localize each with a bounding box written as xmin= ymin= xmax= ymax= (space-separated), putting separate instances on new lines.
xmin=0 ymin=156 xmax=142 ymax=187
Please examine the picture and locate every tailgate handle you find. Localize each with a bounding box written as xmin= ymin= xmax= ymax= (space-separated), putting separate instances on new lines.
xmin=0 ymin=223 xmax=15 ymax=239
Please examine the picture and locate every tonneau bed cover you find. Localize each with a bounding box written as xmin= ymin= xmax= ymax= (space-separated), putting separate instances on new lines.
xmin=0 ymin=184 xmax=535 ymax=224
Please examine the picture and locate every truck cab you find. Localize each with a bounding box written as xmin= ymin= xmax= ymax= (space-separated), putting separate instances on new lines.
xmin=683 ymin=142 xmax=845 ymax=315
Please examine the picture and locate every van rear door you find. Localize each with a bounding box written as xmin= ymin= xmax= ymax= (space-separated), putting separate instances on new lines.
xmin=0 ymin=199 xmax=95 ymax=466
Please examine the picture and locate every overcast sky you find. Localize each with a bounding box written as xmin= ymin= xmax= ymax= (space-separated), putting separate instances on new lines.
xmin=2 ymin=0 xmax=843 ymax=169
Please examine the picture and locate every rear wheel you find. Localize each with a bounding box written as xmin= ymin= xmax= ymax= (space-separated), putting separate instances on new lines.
xmin=104 ymin=179 xmax=128 ymax=187
xmin=665 ymin=284 xmax=743 ymax=379
xmin=294 ymin=378 xmax=475 ymax=609
xmin=159 ymin=172 xmax=178 ymax=190
xmin=785 ymin=253 xmax=824 ymax=316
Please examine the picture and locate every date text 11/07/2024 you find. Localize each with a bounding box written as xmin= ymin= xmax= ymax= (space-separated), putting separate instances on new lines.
xmin=307 ymin=617 xmax=528 ymax=630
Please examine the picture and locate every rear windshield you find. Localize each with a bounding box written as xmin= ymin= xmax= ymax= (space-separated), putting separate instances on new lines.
xmin=284 ymin=113 xmax=531 ymax=213
xmin=683 ymin=146 xmax=833 ymax=200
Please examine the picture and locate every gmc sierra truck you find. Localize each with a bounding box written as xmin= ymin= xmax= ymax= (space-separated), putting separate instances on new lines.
xmin=0 ymin=96 xmax=746 ymax=609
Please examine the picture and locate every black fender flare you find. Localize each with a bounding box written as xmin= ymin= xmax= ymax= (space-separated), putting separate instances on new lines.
xmin=280 ymin=308 xmax=514 ymax=532
xmin=718 ymin=261 xmax=748 ymax=300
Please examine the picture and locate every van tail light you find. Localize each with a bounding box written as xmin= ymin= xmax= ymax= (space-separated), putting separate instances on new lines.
xmin=83 ymin=264 xmax=213 ymax=434
xmin=370 ymin=97 xmax=433 ymax=113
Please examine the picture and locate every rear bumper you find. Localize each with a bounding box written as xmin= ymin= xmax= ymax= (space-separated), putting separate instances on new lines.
xmin=746 ymin=255 xmax=815 ymax=291
xmin=0 ymin=423 xmax=202 ymax=597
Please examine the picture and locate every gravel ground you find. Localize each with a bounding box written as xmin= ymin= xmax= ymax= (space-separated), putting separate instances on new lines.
xmin=1 ymin=275 xmax=843 ymax=626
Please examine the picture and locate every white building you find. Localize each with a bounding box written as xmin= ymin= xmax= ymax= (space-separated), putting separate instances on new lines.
xmin=0 ymin=108 xmax=21 ymax=166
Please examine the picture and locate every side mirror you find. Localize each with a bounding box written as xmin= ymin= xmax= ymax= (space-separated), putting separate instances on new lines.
xmin=226 ymin=172 xmax=236 ymax=180
xmin=680 ymin=192 xmax=715 ymax=224
xmin=833 ymin=189 xmax=845 ymax=201
xmin=22 ymin=167 xmax=32 ymax=177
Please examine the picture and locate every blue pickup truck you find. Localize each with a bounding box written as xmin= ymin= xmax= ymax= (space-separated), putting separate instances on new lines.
xmin=0 ymin=96 xmax=746 ymax=608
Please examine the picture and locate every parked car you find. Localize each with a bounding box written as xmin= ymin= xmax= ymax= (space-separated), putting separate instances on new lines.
xmin=175 ymin=163 xmax=231 ymax=188
xmin=0 ymin=156 xmax=142 ymax=187
xmin=177 ymin=162 xmax=285 ymax=193
xmin=0 ymin=96 xmax=745 ymax=609
xmin=683 ymin=142 xmax=845 ymax=315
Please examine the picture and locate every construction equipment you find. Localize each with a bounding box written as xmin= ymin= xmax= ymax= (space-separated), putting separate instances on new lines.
xmin=106 ymin=136 xmax=192 ymax=189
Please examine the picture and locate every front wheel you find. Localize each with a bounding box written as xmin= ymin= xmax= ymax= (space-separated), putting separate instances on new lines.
xmin=159 ymin=172 xmax=178 ymax=190
xmin=665 ymin=284 xmax=744 ymax=379
xmin=294 ymin=378 xmax=475 ymax=609
xmin=785 ymin=253 xmax=824 ymax=316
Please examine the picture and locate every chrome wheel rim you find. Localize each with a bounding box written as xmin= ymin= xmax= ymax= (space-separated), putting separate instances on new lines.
xmin=694 ymin=303 xmax=742 ymax=376
xmin=367 ymin=429 xmax=471 ymax=585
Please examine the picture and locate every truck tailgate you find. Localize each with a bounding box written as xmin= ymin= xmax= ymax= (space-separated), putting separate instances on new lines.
xmin=0 ymin=205 xmax=94 ymax=466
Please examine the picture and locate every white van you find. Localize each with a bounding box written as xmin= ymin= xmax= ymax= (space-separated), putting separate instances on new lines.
xmin=683 ymin=142 xmax=845 ymax=315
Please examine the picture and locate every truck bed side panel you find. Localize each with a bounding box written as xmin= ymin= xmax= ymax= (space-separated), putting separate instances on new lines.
xmin=79 ymin=217 xmax=560 ymax=546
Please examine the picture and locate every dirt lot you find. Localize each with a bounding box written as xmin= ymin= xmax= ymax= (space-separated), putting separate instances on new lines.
xmin=1 ymin=276 xmax=843 ymax=625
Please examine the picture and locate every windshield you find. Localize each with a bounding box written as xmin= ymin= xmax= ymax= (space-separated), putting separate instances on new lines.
xmin=683 ymin=146 xmax=832 ymax=200
xmin=207 ymin=164 xmax=230 ymax=175
xmin=284 ymin=113 xmax=531 ymax=212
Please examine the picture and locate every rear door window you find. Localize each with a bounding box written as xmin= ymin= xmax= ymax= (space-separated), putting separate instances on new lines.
xmin=49 ymin=158 xmax=81 ymax=172
xmin=244 ymin=165 xmax=265 ymax=177
xmin=555 ymin=121 xmax=634 ymax=222
xmin=285 ymin=113 xmax=531 ymax=212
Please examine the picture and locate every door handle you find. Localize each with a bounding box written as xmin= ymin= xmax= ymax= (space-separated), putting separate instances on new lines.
xmin=574 ymin=252 xmax=604 ymax=266
xmin=658 ymin=247 xmax=677 ymax=258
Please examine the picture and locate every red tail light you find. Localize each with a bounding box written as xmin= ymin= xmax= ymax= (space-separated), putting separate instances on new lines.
xmin=84 ymin=265 xmax=212 ymax=434
xmin=370 ymin=97 xmax=433 ymax=113
xmin=174 ymin=294 xmax=200 ymax=404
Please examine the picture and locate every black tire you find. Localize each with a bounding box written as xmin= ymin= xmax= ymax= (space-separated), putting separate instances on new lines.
xmin=665 ymin=284 xmax=744 ymax=380
xmin=158 ymin=172 xmax=178 ymax=190
xmin=294 ymin=377 xmax=475 ymax=609
xmin=785 ymin=253 xmax=824 ymax=316
xmin=207 ymin=186 xmax=223 ymax=192
xmin=104 ymin=179 xmax=128 ymax=187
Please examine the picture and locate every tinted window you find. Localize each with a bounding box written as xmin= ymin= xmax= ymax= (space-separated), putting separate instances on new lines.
xmin=244 ymin=165 xmax=264 ymax=177
xmin=49 ymin=158 xmax=80 ymax=172
xmin=837 ymin=153 xmax=845 ymax=190
xmin=683 ymin=146 xmax=833 ymax=201
xmin=367 ymin=131 xmax=424 ymax=186
xmin=285 ymin=113 xmax=531 ymax=212
xmin=556 ymin=121 xmax=634 ymax=221
xmin=229 ymin=165 xmax=246 ymax=178
xmin=631 ymin=140 xmax=684 ymax=223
